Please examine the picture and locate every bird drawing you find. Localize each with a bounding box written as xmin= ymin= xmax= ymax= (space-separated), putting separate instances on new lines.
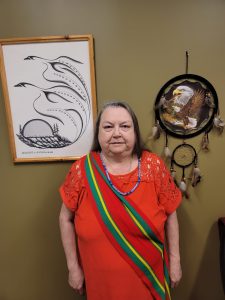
xmin=160 ymin=81 xmax=213 ymax=133
xmin=14 ymin=55 xmax=91 ymax=149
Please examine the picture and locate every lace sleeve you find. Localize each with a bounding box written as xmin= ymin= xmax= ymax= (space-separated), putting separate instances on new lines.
xmin=153 ymin=155 xmax=182 ymax=215
xmin=59 ymin=159 xmax=84 ymax=212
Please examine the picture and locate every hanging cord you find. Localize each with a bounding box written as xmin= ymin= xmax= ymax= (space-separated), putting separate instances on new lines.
xmin=185 ymin=50 xmax=189 ymax=74
xmin=164 ymin=133 xmax=172 ymax=158
xmin=165 ymin=132 xmax=168 ymax=147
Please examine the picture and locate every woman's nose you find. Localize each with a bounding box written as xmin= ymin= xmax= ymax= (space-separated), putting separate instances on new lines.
xmin=112 ymin=125 xmax=121 ymax=136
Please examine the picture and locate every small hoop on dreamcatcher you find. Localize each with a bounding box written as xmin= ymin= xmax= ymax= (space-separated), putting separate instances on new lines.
xmin=170 ymin=142 xmax=198 ymax=198
xmin=170 ymin=141 xmax=201 ymax=198
xmin=172 ymin=143 xmax=197 ymax=169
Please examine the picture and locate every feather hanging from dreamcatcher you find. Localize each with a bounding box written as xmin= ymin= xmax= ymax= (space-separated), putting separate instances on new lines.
xmin=179 ymin=169 xmax=190 ymax=199
xmin=201 ymin=132 xmax=210 ymax=151
xmin=191 ymin=164 xmax=202 ymax=187
xmin=149 ymin=119 xmax=161 ymax=140
xmin=164 ymin=133 xmax=172 ymax=159
xmin=213 ymin=111 xmax=225 ymax=134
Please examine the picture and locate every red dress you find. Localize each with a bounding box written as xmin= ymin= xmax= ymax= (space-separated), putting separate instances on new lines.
xmin=60 ymin=151 xmax=181 ymax=300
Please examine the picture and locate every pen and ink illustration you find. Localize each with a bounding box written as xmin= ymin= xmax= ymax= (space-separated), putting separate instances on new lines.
xmin=15 ymin=55 xmax=91 ymax=149
xmin=1 ymin=37 xmax=96 ymax=162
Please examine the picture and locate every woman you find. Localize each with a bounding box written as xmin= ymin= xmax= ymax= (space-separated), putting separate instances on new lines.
xmin=59 ymin=101 xmax=182 ymax=300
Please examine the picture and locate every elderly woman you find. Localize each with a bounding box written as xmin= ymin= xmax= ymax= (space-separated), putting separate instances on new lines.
xmin=59 ymin=101 xmax=182 ymax=300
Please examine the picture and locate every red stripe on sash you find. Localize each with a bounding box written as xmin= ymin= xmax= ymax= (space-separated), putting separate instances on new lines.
xmin=81 ymin=152 xmax=170 ymax=300
xmin=91 ymin=153 xmax=165 ymax=282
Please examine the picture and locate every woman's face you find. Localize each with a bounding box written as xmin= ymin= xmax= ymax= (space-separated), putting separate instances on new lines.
xmin=98 ymin=106 xmax=136 ymax=157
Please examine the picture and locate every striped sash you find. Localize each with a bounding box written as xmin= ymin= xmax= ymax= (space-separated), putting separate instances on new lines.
xmin=82 ymin=152 xmax=171 ymax=300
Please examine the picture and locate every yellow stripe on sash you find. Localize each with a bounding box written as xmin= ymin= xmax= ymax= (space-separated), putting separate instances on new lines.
xmin=124 ymin=206 xmax=163 ymax=255
xmin=165 ymin=281 xmax=171 ymax=300
xmin=125 ymin=206 xmax=171 ymax=300
xmin=124 ymin=191 xmax=171 ymax=300
xmin=87 ymin=155 xmax=165 ymax=294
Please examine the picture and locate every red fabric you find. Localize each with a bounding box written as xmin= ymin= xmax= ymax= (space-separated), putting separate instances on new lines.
xmin=60 ymin=151 xmax=182 ymax=300
xmin=84 ymin=153 xmax=168 ymax=299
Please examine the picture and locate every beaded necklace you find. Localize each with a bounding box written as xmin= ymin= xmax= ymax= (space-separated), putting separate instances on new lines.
xmin=100 ymin=152 xmax=141 ymax=196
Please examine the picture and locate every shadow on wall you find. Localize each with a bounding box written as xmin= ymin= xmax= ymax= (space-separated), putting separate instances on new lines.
xmin=171 ymin=207 xmax=224 ymax=300
xmin=189 ymin=222 xmax=224 ymax=300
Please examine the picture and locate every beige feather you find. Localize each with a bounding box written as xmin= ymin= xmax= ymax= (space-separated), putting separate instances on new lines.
xmin=179 ymin=178 xmax=189 ymax=199
xmin=149 ymin=122 xmax=161 ymax=140
xmin=191 ymin=166 xmax=201 ymax=187
xmin=164 ymin=146 xmax=172 ymax=158
xmin=179 ymin=180 xmax=187 ymax=192
xmin=201 ymin=134 xmax=209 ymax=151
xmin=213 ymin=115 xmax=225 ymax=134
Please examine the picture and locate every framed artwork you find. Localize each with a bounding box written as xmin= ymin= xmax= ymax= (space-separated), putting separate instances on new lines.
xmin=155 ymin=74 xmax=218 ymax=139
xmin=0 ymin=35 xmax=97 ymax=162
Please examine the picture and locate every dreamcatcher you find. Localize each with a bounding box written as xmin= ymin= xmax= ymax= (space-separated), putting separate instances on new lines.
xmin=151 ymin=52 xmax=224 ymax=198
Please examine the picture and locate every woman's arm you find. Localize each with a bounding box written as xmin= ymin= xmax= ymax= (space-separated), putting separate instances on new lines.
xmin=165 ymin=211 xmax=182 ymax=288
xmin=59 ymin=203 xmax=84 ymax=294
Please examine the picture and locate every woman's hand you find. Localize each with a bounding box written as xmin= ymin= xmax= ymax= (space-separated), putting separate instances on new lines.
xmin=59 ymin=204 xmax=85 ymax=295
xmin=68 ymin=265 xmax=85 ymax=295
xmin=169 ymin=256 xmax=182 ymax=288
xmin=165 ymin=211 xmax=182 ymax=288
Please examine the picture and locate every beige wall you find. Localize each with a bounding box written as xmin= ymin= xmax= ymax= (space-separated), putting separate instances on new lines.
xmin=0 ymin=0 xmax=225 ymax=299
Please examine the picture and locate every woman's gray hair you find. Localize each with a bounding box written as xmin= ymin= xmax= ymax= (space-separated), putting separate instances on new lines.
xmin=91 ymin=100 xmax=145 ymax=158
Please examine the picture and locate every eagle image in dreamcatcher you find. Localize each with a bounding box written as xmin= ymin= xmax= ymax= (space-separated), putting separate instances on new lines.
xmin=151 ymin=73 xmax=224 ymax=198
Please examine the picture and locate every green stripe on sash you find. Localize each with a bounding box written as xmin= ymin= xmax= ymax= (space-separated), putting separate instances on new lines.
xmin=85 ymin=155 xmax=167 ymax=299
xmin=91 ymin=155 xmax=164 ymax=249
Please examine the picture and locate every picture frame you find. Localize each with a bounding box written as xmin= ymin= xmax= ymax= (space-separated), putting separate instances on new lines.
xmin=0 ymin=35 xmax=97 ymax=163
xmin=155 ymin=74 xmax=218 ymax=139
